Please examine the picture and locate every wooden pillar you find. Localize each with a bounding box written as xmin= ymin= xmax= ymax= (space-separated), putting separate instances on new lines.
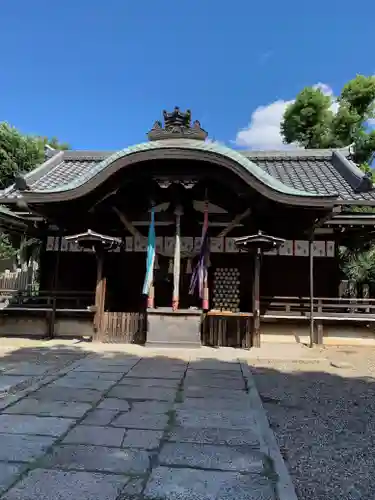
xmin=202 ymin=274 xmax=209 ymax=311
xmin=252 ymin=247 xmax=261 ymax=348
xmin=172 ymin=207 xmax=182 ymax=311
xmin=47 ymin=233 xmax=62 ymax=339
xmin=94 ymin=250 xmax=106 ymax=338
xmin=147 ymin=283 xmax=155 ymax=309
xmin=309 ymin=237 xmax=315 ymax=347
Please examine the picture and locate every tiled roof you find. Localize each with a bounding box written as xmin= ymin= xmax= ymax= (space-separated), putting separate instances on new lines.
xmin=242 ymin=150 xmax=375 ymax=202
xmin=1 ymin=144 xmax=374 ymax=204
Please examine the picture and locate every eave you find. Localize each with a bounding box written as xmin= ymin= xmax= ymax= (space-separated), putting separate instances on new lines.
xmin=0 ymin=141 xmax=338 ymax=209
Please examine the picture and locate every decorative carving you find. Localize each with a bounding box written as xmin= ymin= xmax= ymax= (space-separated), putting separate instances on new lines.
xmin=151 ymin=120 xmax=162 ymax=130
xmin=154 ymin=178 xmax=197 ymax=189
xmin=148 ymin=107 xmax=208 ymax=141
xmin=163 ymin=107 xmax=191 ymax=130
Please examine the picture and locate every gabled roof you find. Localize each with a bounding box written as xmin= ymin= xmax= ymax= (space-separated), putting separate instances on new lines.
xmin=0 ymin=141 xmax=374 ymax=206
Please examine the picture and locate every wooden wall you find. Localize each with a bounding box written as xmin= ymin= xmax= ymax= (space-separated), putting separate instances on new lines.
xmin=39 ymin=245 xmax=341 ymax=313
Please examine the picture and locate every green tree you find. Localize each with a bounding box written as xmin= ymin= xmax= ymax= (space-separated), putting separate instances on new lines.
xmin=0 ymin=123 xmax=69 ymax=259
xmin=281 ymin=75 xmax=375 ymax=289
xmin=281 ymin=75 xmax=375 ymax=172
xmin=0 ymin=122 xmax=69 ymax=189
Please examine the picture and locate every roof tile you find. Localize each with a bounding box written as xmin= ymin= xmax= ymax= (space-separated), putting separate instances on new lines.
xmin=1 ymin=146 xmax=375 ymax=203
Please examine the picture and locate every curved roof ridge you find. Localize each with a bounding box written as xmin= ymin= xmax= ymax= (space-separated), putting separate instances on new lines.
xmin=34 ymin=139 xmax=337 ymax=200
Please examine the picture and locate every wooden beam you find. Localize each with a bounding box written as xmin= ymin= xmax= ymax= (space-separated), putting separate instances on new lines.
xmin=309 ymin=237 xmax=315 ymax=347
xmin=93 ymin=251 xmax=107 ymax=340
xmin=252 ymin=248 xmax=261 ymax=348
xmin=112 ymin=206 xmax=143 ymax=238
xmin=217 ymin=208 xmax=251 ymax=238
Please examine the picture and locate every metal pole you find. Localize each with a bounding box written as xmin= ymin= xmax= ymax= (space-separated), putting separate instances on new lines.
xmin=309 ymin=236 xmax=314 ymax=348
xmin=48 ymin=233 xmax=62 ymax=339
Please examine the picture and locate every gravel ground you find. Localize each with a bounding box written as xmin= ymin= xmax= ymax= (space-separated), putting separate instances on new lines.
xmin=251 ymin=346 xmax=375 ymax=500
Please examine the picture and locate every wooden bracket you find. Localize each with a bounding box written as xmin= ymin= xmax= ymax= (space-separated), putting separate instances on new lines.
xmin=217 ymin=208 xmax=251 ymax=238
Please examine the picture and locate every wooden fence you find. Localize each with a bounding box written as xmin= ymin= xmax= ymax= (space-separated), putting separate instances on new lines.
xmin=99 ymin=312 xmax=147 ymax=344
xmin=0 ymin=263 xmax=37 ymax=294
xmin=201 ymin=312 xmax=253 ymax=348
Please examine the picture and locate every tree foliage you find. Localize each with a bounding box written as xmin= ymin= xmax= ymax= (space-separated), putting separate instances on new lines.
xmin=281 ymin=75 xmax=375 ymax=171
xmin=282 ymin=76 xmax=375 ymax=288
xmin=0 ymin=122 xmax=69 ymax=189
xmin=340 ymin=246 xmax=375 ymax=286
xmin=0 ymin=123 xmax=69 ymax=259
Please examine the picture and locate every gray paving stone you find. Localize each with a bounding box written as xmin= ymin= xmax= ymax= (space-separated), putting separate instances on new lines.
xmin=175 ymin=408 xmax=256 ymax=430
xmin=167 ymin=427 xmax=260 ymax=447
xmin=62 ymin=425 xmax=125 ymax=446
xmin=159 ymin=443 xmax=264 ymax=473
xmin=186 ymin=369 xmax=242 ymax=379
xmin=132 ymin=401 xmax=172 ymax=414
xmin=81 ymin=409 xmax=119 ymax=426
xmin=6 ymin=363 xmax=49 ymax=376
xmin=144 ymin=466 xmax=275 ymax=500
xmin=122 ymin=429 xmax=163 ymax=449
xmin=96 ymin=356 xmax=140 ymax=366
xmin=112 ymin=412 xmax=169 ymax=430
xmin=183 ymin=386 xmax=246 ymax=400
xmin=127 ymin=369 xmax=184 ymax=380
xmin=119 ymin=377 xmax=180 ymax=388
xmin=0 ymin=376 xmax=29 ymax=392
xmin=0 ymin=463 xmax=24 ymax=494
xmin=65 ymin=370 xmax=124 ymax=381
xmin=108 ymin=385 xmax=176 ymax=401
xmin=31 ymin=387 xmax=103 ymax=403
xmin=189 ymin=361 xmax=241 ymax=371
xmin=72 ymin=363 xmax=133 ymax=373
xmin=49 ymin=376 xmax=114 ymax=391
xmin=176 ymin=397 xmax=251 ymax=411
xmin=97 ymin=398 xmax=130 ymax=411
xmin=135 ymin=361 xmax=186 ymax=369
xmin=3 ymin=399 xmax=92 ymax=418
xmin=0 ymin=434 xmax=55 ymax=462
xmin=184 ymin=376 xmax=245 ymax=390
xmin=0 ymin=415 xmax=74 ymax=437
xmin=118 ymin=477 xmax=145 ymax=497
xmin=2 ymin=468 xmax=130 ymax=500
xmin=43 ymin=444 xmax=150 ymax=474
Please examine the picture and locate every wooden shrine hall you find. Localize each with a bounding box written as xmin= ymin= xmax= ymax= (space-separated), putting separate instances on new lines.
xmin=1 ymin=107 xmax=375 ymax=347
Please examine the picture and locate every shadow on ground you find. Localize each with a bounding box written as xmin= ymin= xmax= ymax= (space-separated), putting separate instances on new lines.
xmin=252 ymin=361 xmax=375 ymax=500
xmin=0 ymin=341 xmax=374 ymax=499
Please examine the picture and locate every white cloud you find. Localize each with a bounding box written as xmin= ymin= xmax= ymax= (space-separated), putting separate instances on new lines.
xmin=235 ymin=99 xmax=294 ymax=149
xmin=235 ymin=82 xmax=336 ymax=149
xmin=313 ymin=82 xmax=334 ymax=96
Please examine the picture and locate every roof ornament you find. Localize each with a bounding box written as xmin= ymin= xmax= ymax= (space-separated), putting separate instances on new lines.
xmin=44 ymin=144 xmax=57 ymax=160
xmin=14 ymin=176 xmax=30 ymax=192
xmin=147 ymin=107 xmax=208 ymax=141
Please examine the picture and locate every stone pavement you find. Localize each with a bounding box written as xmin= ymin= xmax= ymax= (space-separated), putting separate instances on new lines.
xmin=0 ymin=348 xmax=298 ymax=500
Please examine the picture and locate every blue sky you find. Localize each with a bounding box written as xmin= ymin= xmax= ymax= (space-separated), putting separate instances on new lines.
xmin=1 ymin=1 xmax=375 ymax=150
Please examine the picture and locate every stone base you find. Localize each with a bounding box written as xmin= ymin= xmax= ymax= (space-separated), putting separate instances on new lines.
xmin=146 ymin=308 xmax=202 ymax=348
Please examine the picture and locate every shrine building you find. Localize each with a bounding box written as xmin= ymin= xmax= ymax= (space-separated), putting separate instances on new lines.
xmin=1 ymin=107 xmax=375 ymax=347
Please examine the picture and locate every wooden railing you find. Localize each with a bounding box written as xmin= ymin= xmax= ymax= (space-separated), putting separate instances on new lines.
xmin=3 ymin=290 xmax=95 ymax=311
xmin=261 ymin=296 xmax=375 ymax=319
